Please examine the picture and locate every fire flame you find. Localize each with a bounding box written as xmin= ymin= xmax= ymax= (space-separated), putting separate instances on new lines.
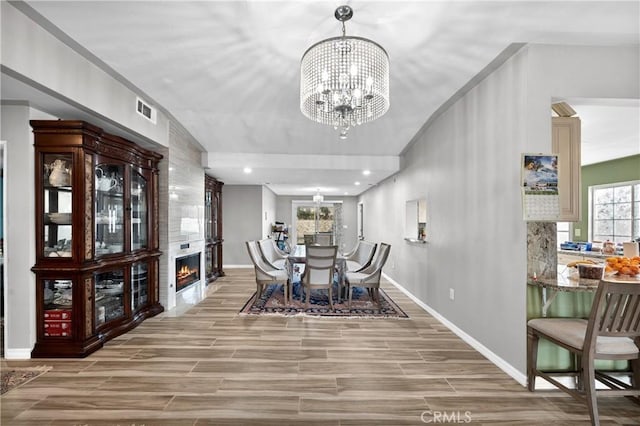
xmin=177 ymin=264 xmax=197 ymax=279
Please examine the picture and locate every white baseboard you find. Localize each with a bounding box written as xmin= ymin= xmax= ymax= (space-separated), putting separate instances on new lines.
xmin=383 ymin=272 xmax=528 ymax=387
xmin=4 ymin=348 xmax=33 ymax=359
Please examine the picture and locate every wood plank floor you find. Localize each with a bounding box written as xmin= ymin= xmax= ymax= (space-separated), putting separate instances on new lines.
xmin=2 ymin=268 xmax=639 ymax=425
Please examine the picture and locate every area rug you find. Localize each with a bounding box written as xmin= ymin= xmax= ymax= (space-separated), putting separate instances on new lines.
xmin=1 ymin=366 xmax=51 ymax=395
xmin=240 ymin=282 xmax=409 ymax=318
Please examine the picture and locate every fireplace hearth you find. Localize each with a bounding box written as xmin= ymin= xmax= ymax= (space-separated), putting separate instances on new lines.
xmin=175 ymin=253 xmax=201 ymax=292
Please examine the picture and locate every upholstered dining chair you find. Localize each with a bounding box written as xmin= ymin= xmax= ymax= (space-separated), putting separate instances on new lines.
xmin=527 ymin=279 xmax=640 ymax=426
xmin=301 ymin=245 xmax=338 ymax=310
xmin=257 ymin=238 xmax=286 ymax=270
xmin=345 ymin=243 xmax=391 ymax=310
xmin=314 ymin=233 xmax=333 ymax=246
xmin=344 ymin=240 xmax=377 ymax=272
xmin=246 ymin=241 xmax=289 ymax=305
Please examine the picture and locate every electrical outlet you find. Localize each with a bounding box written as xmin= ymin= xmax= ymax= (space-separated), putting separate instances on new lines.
xmin=449 ymin=288 xmax=455 ymax=301
xmin=391 ymin=262 xmax=395 ymax=269
xmin=574 ymin=228 xmax=581 ymax=237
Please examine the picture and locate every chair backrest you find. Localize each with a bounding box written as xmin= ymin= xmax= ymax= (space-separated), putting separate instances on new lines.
xmin=355 ymin=241 xmax=377 ymax=267
xmin=343 ymin=240 xmax=360 ymax=258
xmin=304 ymin=245 xmax=338 ymax=286
xmin=315 ymin=233 xmax=333 ymax=246
xmin=362 ymin=243 xmax=391 ymax=275
xmin=584 ymin=279 xmax=640 ymax=354
xmin=246 ymin=241 xmax=275 ymax=280
xmin=258 ymin=238 xmax=284 ymax=264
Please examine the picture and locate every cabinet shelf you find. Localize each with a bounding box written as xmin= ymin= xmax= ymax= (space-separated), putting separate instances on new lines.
xmin=31 ymin=120 xmax=163 ymax=358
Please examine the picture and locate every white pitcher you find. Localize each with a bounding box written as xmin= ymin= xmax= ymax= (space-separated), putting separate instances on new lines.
xmin=48 ymin=159 xmax=71 ymax=187
xmin=95 ymin=167 xmax=117 ymax=192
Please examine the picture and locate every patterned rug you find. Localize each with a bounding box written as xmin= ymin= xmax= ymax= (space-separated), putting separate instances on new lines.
xmin=239 ymin=281 xmax=409 ymax=318
xmin=1 ymin=366 xmax=50 ymax=395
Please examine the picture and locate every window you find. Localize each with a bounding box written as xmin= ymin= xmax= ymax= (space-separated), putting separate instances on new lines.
xmin=557 ymin=222 xmax=571 ymax=248
xmin=293 ymin=203 xmax=335 ymax=244
xmin=590 ymin=181 xmax=640 ymax=243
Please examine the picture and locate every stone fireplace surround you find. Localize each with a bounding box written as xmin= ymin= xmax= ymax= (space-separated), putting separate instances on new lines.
xmin=162 ymin=240 xmax=206 ymax=310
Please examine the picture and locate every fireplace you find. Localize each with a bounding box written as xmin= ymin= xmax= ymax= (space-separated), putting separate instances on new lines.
xmin=175 ymin=253 xmax=201 ymax=292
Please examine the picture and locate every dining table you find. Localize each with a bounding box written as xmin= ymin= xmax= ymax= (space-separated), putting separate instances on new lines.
xmin=285 ymin=244 xmax=348 ymax=302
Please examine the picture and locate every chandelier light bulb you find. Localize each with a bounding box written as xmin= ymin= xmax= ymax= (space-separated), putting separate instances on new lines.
xmin=300 ymin=5 xmax=390 ymax=140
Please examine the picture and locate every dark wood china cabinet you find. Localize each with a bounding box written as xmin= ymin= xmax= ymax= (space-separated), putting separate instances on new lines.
xmin=205 ymin=175 xmax=224 ymax=281
xmin=31 ymin=120 xmax=163 ymax=358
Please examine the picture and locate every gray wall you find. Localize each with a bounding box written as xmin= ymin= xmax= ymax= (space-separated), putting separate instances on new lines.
xmin=1 ymin=104 xmax=56 ymax=357
xmin=359 ymin=44 xmax=639 ymax=381
xmin=223 ymin=185 xmax=263 ymax=265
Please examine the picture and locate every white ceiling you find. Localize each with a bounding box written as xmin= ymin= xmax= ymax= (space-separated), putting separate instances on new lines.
xmin=5 ymin=1 xmax=640 ymax=196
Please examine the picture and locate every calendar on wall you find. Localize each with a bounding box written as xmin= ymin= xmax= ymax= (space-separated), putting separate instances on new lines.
xmin=521 ymin=154 xmax=560 ymax=221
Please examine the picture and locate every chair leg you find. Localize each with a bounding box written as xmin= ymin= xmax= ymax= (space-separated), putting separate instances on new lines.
xmin=305 ymin=284 xmax=311 ymax=310
xmin=527 ymin=327 xmax=539 ymax=392
xmin=348 ymin=286 xmax=353 ymax=310
xmin=328 ymin=286 xmax=334 ymax=311
xmin=256 ymin=283 xmax=262 ymax=301
xmin=576 ymin=354 xmax=584 ymax=391
xmin=583 ymin=357 xmax=599 ymax=426
xmin=631 ymin=357 xmax=640 ymax=403
xmin=283 ymin=281 xmax=288 ymax=306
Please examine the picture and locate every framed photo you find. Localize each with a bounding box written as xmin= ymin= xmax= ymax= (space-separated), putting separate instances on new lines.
xmin=522 ymin=154 xmax=558 ymax=194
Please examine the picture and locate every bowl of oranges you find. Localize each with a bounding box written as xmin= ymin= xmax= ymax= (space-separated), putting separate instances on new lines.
xmin=605 ymin=256 xmax=640 ymax=277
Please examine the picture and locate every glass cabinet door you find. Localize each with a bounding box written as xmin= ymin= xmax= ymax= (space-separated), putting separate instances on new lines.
xmin=131 ymin=262 xmax=148 ymax=311
xmin=205 ymin=189 xmax=212 ymax=240
xmin=43 ymin=154 xmax=73 ymax=258
xmin=131 ymin=169 xmax=148 ymax=251
xmin=205 ymin=245 xmax=213 ymax=278
xmin=43 ymin=278 xmax=73 ymax=337
xmin=95 ymin=163 xmax=124 ymax=256
xmin=95 ymin=269 xmax=125 ymax=326
xmin=212 ymin=192 xmax=219 ymax=240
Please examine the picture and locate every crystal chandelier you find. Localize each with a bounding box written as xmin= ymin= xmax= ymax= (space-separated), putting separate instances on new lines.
xmin=300 ymin=5 xmax=390 ymax=140
xmin=313 ymin=189 xmax=324 ymax=204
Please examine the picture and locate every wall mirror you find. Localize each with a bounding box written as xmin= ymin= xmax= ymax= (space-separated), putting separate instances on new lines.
xmin=405 ymin=199 xmax=427 ymax=242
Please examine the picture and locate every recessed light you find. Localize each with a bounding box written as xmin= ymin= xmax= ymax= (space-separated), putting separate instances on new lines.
xmin=354 ymin=181 xmax=361 ymax=186
xmin=363 ymin=170 xmax=371 ymax=176
xmin=243 ymin=167 xmax=252 ymax=174
xmin=344 ymin=192 xmax=349 ymax=195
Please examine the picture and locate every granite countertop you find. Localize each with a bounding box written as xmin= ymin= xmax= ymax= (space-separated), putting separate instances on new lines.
xmin=557 ymin=249 xmax=614 ymax=260
xmin=528 ymin=265 xmax=640 ymax=292
xmin=528 ymin=266 xmax=601 ymax=292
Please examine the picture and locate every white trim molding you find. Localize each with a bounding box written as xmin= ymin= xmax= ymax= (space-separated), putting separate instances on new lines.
xmin=5 ymin=348 xmax=33 ymax=360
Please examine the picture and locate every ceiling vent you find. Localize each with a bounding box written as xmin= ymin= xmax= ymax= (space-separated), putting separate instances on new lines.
xmin=136 ymin=97 xmax=156 ymax=124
